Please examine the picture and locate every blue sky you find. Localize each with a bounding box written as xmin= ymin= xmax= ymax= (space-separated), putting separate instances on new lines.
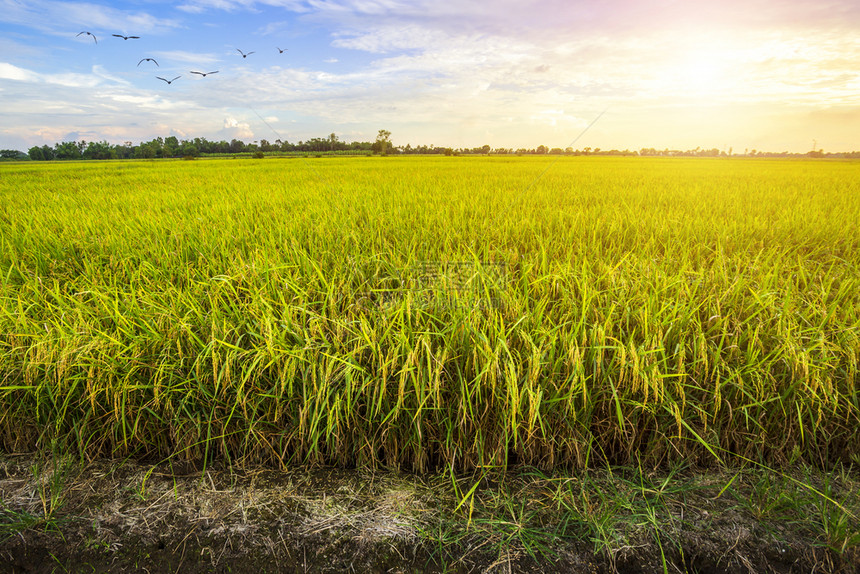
xmin=1 ymin=0 xmax=859 ymax=152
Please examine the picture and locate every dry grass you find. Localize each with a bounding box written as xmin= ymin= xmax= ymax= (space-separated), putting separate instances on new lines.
xmin=0 ymin=455 xmax=857 ymax=572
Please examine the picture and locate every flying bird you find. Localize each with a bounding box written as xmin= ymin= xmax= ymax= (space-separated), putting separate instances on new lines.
xmin=137 ymin=58 xmax=159 ymax=67
xmin=190 ymin=71 xmax=219 ymax=77
xmin=156 ymin=76 xmax=181 ymax=84
xmin=76 ymin=31 xmax=97 ymax=43
xmin=277 ymin=47 xmax=287 ymax=53
xmin=236 ymin=49 xmax=255 ymax=58
xmin=112 ymin=34 xmax=140 ymax=40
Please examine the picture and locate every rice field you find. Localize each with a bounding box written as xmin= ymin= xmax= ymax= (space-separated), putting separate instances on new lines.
xmin=1 ymin=156 xmax=858 ymax=472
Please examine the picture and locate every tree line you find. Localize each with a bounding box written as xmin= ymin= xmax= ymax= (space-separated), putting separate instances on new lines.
xmin=4 ymin=133 xmax=860 ymax=161
xmin=20 ymin=135 xmax=366 ymax=161
xmin=15 ymin=130 xmax=394 ymax=160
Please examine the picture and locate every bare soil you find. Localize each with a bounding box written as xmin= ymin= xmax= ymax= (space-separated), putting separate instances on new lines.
xmin=0 ymin=456 xmax=857 ymax=573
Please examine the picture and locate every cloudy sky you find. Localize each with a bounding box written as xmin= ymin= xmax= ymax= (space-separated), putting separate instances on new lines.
xmin=1 ymin=0 xmax=858 ymax=152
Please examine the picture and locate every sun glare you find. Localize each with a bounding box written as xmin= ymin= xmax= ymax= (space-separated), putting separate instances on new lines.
xmin=643 ymin=33 xmax=746 ymax=103
xmin=686 ymin=54 xmax=726 ymax=93
xmin=673 ymin=49 xmax=732 ymax=98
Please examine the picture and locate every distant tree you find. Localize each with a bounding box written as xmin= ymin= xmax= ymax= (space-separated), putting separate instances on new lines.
xmin=134 ymin=143 xmax=156 ymax=159
xmin=54 ymin=141 xmax=82 ymax=160
xmin=304 ymin=137 xmax=328 ymax=152
xmin=139 ymin=138 xmax=163 ymax=158
xmin=372 ymin=129 xmax=392 ymax=155
xmin=0 ymin=149 xmax=23 ymax=159
xmin=28 ymin=147 xmax=45 ymax=161
xmin=113 ymin=142 xmax=135 ymax=159
xmin=83 ymin=140 xmax=117 ymax=160
xmin=160 ymin=136 xmax=179 ymax=158
xmin=179 ymin=142 xmax=199 ymax=157
xmin=536 ymin=145 xmax=548 ymax=154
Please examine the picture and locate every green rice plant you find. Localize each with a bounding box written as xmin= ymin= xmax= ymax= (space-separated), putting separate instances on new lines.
xmin=0 ymin=456 xmax=72 ymax=539
xmin=0 ymin=156 xmax=858 ymax=472
xmin=809 ymin=470 xmax=860 ymax=554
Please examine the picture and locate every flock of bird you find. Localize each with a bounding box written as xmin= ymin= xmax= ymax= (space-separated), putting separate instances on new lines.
xmin=76 ymin=31 xmax=288 ymax=86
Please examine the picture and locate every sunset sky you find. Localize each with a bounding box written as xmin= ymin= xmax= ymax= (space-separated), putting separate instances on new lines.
xmin=1 ymin=0 xmax=858 ymax=152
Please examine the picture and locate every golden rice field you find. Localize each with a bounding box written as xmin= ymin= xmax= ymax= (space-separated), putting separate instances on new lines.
xmin=1 ymin=156 xmax=858 ymax=471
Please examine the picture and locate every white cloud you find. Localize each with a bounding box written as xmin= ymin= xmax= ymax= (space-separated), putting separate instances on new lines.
xmin=0 ymin=61 xmax=125 ymax=89
xmin=331 ymin=25 xmax=448 ymax=53
xmin=43 ymin=72 xmax=102 ymax=89
xmin=0 ymin=62 xmax=40 ymax=82
xmin=259 ymin=20 xmax=292 ymax=35
xmin=176 ymin=3 xmax=206 ymax=14
xmin=177 ymin=0 xmax=308 ymax=14
xmin=151 ymin=51 xmax=221 ymax=66
xmin=91 ymin=65 xmax=131 ymax=86
xmin=0 ymin=0 xmax=181 ymax=36
xmin=222 ymin=116 xmax=255 ymax=139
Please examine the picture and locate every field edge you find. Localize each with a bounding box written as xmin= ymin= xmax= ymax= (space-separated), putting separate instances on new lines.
xmin=1 ymin=455 xmax=858 ymax=573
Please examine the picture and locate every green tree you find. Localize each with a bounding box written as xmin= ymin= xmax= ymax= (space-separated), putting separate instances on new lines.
xmin=180 ymin=142 xmax=199 ymax=157
xmin=372 ymin=129 xmax=391 ymax=155
xmin=54 ymin=141 xmax=82 ymax=160
xmin=134 ymin=143 xmax=156 ymax=159
xmin=164 ymin=136 xmax=179 ymax=156
xmin=83 ymin=141 xmax=117 ymax=160
xmin=28 ymin=147 xmax=45 ymax=161
xmin=114 ymin=142 xmax=135 ymax=159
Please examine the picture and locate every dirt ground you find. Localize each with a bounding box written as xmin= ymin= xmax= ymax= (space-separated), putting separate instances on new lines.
xmin=0 ymin=456 xmax=857 ymax=573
